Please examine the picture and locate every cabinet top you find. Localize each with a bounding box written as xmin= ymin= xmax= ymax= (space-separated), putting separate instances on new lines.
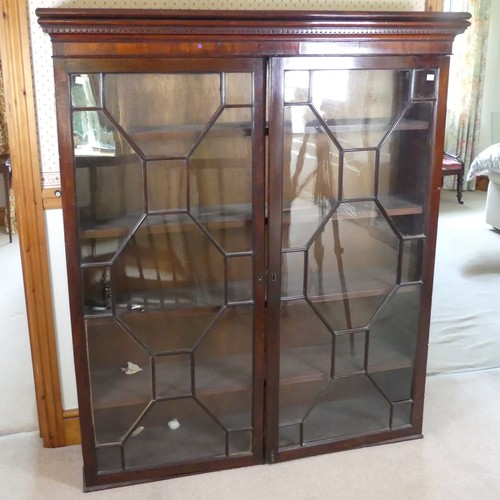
xmin=37 ymin=9 xmax=470 ymax=58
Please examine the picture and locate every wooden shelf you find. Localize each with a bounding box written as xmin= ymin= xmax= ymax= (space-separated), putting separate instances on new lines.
xmin=79 ymin=194 xmax=421 ymax=241
xmin=89 ymin=333 xmax=412 ymax=411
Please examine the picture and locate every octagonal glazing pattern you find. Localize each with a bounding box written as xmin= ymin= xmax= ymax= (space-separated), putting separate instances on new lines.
xmin=74 ymin=68 xmax=261 ymax=474
xmin=278 ymin=65 xmax=432 ymax=451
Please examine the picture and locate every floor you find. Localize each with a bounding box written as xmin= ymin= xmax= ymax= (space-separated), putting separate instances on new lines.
xmin=1 ymin=367 xmax=500 ymax=499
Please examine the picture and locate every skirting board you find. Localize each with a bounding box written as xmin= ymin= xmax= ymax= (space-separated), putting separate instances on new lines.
xmin=63 ymin=409 xmax=81 ymax=446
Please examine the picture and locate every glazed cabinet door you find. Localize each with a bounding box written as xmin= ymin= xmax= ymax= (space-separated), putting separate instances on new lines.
xmin=266 ymin=56 xmax=439 ymax=459
xmin=58 ymin=58 xmax=267 ymax=486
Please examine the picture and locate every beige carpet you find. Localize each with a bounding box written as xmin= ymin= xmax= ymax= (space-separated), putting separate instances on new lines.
xmin=1 ymin=367 xmax=500 ymax=499
xmin=428 ymin=189 xmax=500 ymax=374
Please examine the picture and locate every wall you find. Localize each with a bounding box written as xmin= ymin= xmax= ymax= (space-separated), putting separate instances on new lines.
xmin=28 ymin=0 xmax=426 ymax=412
xmin=478 ymin=1 xmax=500 ymax=151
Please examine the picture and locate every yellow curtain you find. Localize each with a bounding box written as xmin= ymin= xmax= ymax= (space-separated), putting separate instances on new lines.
xmin=444 ymin=0 xmax=491 ymax=187
xmin=0 ymin=61 xmax=15 ymax=236
xmin=0 ymin=61 xmax=9 ymax=155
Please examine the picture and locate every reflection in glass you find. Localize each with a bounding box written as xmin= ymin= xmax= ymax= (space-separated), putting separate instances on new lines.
xmin=73 ymin=111 xmax=143 ymax=264
xmin=113 ymin=213 xmax=225 ymax=314
xmin=82 ymin=266 xmax=112 ymax=315
xmin=378 ymin=101 xmax=434 ymax=236
xmin=307 ymin=201 xmax=399 ymax=299
xmin=229 ymin=430 xmax=252 ymax=455
xmin=73 ymin=110 xmax=115 ymax=155
xmin=282 ymin=105 xmax=338 ymax=250
xmin=401 ymin=238 xmax=424 ymax=283
xmin=414 ymin=69 xmax=437 ymax=99
xmin=227 ymin=256 xmax=253 ymax=303
xmin=104 ymin=73 xmax=221 ymax=157
xmin=71 ymin=73 xmax=99 ymax=108
xmin=281 ymin=251 xmax=305 ymax=298
xmin=87 ymin=318 xmax=151 ymax=409
xmin=154 ymin=354 xmax=192 ymax=398
xmin=96 ymin=446 xmax=122 ymax=473
xmin=342 ymin=150 xmax=377 ymax=199
xmin=303 ymin=375 xmax=390 ymax=442
xmin=190 ymin=107 xmax=253 ymax=253
xmin=225 ymin=73 xmax=252 ymax=105
xmin=147 ymin=160 xmax=187 ymax=212
xmin=195 ymin=305 xmax=253 ymax=396
xmin=123 ymin=399 xmax=226 ymax=468
xmin=367 ymin=284 xmax=420 ymax=402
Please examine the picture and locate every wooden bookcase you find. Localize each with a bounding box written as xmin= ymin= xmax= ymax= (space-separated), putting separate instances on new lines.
xmin=38 ymin=9 xmax=469 ymax=491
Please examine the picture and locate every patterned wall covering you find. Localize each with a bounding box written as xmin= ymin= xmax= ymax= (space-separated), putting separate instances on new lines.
xmin=29 ymin=0 xmax=425 ymax=188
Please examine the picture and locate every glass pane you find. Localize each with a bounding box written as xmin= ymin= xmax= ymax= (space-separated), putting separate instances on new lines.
xmin=74 ymin=111 xmax=143 ymax=264
xmin=281 ymin=251 xmax=305 ymax=298
xmin=94 ymin=404 xmax=147 ymax=446
xmin=82 ymin=266 xmax=112 ymax=315
xmin=190 ymin=107 xmax=253 ymax=253
xmin=113 ymin=213 xmax=225 ymax=315
xmin=279 ymin=423 xmax=301 ymax=448
xmin=401 ymin=238 xmax=424 ymax=283
xmin=87 ymin=317 xmax=151 ymax=409
xmin=284 ymin=70 xmax=310 ymax=103
xmin=311 ymin=295 xmax=388 ymax=332
xmin=312 ymin=69 xmax=411 ymax=149
xmin=96 ymin=446 xmax=122 ymax=473
xmin=307 ymin=201 xmax=399 ymax=302
xmin=198 ymin=389 xmax=253 ymax=431
xmin=367 ymin=284 xmax=421 ymax=402
xmin=229 ymin=430 xmax=252 ymax=455
xmin=195 ymin=305 xmax=253 ymax=394
xmin=104 ymin=73 xmax=221 ymax=157
xmin=225 ymin=73 xmax=252 ymax=105
xmin=333 ymin=331 xmax=366 ymax=377
xmin=280 ymin=300 xmax=333 ymax=381
xmin=342 ymin=150 xmax=377 ymax=199
xmin=154 ymin=354 xmax=192 ymax=398
xmin=302 ymin=375 xmax=391 ymax=442
xmin=71 ymin=74 xmax=99 ymax=108
xmin=228 ymin=256 xmax=253 ymax=303
xmin=282 ymin=105 xmax=339 ymax=250
xmin=393 ymin=401 xmax=413 ymax=428
xmin=147 ymin=160 xmax=187 ymax=212
xmin=378 ymin=101 xmax=434 ymax=236
xmin=119 ymin=307 xmax=216 ymax=354
xmin=73 ymin=110 xmax=115 ymax=155
xmin=414 ymin=69 xmax=437 ymax=99
xmin=123 ymin=399 xmax=226 ymax=468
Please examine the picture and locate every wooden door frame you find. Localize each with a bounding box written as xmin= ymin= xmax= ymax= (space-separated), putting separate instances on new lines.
xmin=0 ymin=0 xmax=65 ymax=447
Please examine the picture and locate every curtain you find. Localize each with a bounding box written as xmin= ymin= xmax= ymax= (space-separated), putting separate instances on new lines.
xmin=0 ymin=61 xmax=9 ymax=155
xmin=444 ymin=0 xmax=491 ymax=187
xmin=0 ymin=61 xmax=16 ymax=235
